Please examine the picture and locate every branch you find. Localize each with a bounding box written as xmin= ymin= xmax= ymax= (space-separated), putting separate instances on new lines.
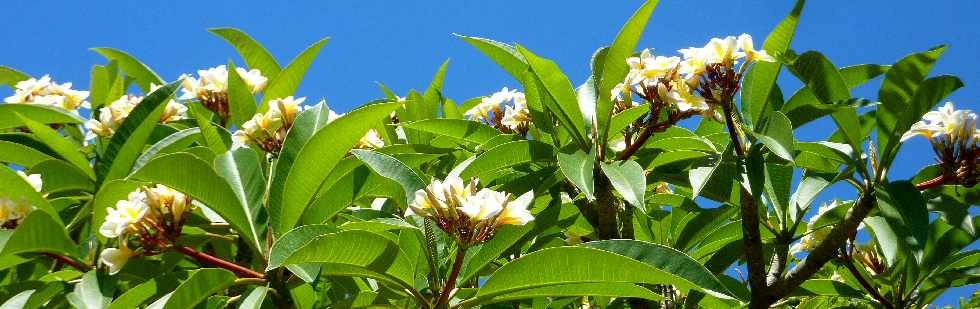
xmin=436 ymin=248 xmax=467 ymax=309
xmin=45 ymin=252 xmax=91 ymax=272
xmin=914 ymin=174 xmax=950 ymax=190
xmin=774 ymin=191 xmax=876 ymax=298
xmin=173 ymin=245 xmax=264 ymax=278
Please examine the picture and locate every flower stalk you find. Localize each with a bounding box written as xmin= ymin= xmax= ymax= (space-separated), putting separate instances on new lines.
xmin=174 ymin=245 xmax=264 ymax=279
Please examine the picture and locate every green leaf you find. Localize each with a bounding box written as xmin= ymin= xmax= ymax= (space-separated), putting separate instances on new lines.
xmin=763 ymin=162 xmax=794 ymax=226
xmin=792 ymin=279 xmax=865 ymax=297
xmin=399 ymin=119 xmax=501 ymax=145
xmin=871 ymin=181 xmax=929 ymax=264
xmin=351 ymin=149 xmax=424 ymax=203
xmin=96 ymin=81 xmax=182 ymax=184
xmin=0 ymin=141 xmax=55 ymax=169
xmin=66 ymin=271 xmax=110 ymax=309
xmin=132 ymin=128 xmax=202 ymax=172
xmin=0 ymin=211 xmax=76 ymax=258
xmin=14 ymin=114 xmax=93 ymax=179
xmin=744 ymin=0 xmax=804 ymax=127
xmin=268 ymin=230 xmax=416 ymax=290
xmin=226 ymin=61 xmax=258 ymax=127
xmin=454 ymin=34 xmax=527 ymax=81
xmin=238 ymin=286 xmax=269 ymax=309
xmin=471 ymin=283 xmax=664 ymax=307
xmin=473 ymin=246 xmax=729 ymax=302
xmin=0 ymin=104 xmax=84 ymax=130
xmin=879 ymin=75 xmax=962 ymax=171
xmin=258 ymin=37 xmax=328 ymax=111
xmin=208 ymin=28 xmax=282 ymax=79
xmin=267 ymin=102 xmax=331 ymax=235
xmin=517 ymin=46 xmax=590 ymax=149
xmin=459 ymin=140 xmax=556 ymax=179
xmin=601 ymin=160 xmax=646 ymax=211
xmin=267 ymin=225 xmax=336 ymax=279
xmin=688 ymin=153 xmax=723 ymax=198
xmin=754 ymin=110 xmax=795 ymax=162
xmin=278 ymin=102 xmax=401 ymax=234
xmin=596 ymin=0 xmax=660 ymax=146
xmin=0 ymin=157 xmax=58 ymax=220
xmin=31 ymin=159 xmax=95 ymax=194
xmin=787 ymin=51 xmax=861 ymax=151
xmin=106 ymin=274 xmax=181 ymax=309
xmin=213 ymin=148 xmax=265 ymax=250
xmin=558 ymin=150 xmax=595 ymax=201
xmin=158 ymin=269 xmax=236 ymax=309
xmin=91 ymin=180 xmax=143 ymax=242
xmin=187 ymin=102 xmax=230 ymax=154
xmin=582 ymin=240 xmax=735 ymax=299
xmin=129 ymin=153 xmax=262 ymax=252
xmin=0 ymin=66 xmax=30 ymax=88
xmin=782 ymin=64 xmax=889 ymax=127
xmin=91 ymin=48 xmax=163 ymax=92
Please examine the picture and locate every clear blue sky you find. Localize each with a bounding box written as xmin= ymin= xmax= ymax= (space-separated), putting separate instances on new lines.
xmin=2 ymin=0 xmax=977 ymax=306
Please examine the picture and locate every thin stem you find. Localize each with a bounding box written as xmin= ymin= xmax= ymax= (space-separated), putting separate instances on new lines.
xmin=45 ymin=252 xmax=91 ymax=272
xmin=173 ymin=245 xmax=264 ymax=279
xmin=436 ymin=247 xmax=468 ymax=309
xmin=914 ymin=174 xmax=949 ymax=190
xmin=843 ymin=257 xmax=893 ymax=308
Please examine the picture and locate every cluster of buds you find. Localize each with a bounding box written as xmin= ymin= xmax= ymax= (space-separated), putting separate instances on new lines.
xmin=611 ymin=34 xmax=774 ymax=126
xmin=179 ymin=65 xmax=268 ymax=120
xmin=853 ymin=243 xmax=886 ymax=276
xmin=85 ymin=84 xmax=187 ymax=141
xmin=4 ymin=75 xmax=90 ymax=114
xmin=464 ymin=87 xmax=532 ymax=135
xmin=0 ymin=171 xmax=41 ymax=229
xmin=902 ymin=102 xmax=979 ymax=187
xmin=98 ymin=185 xmax=193 ymax=274
xmin=327 ymin=109 xmax=386 ymax=149
xmin=232 ymin=96 xmax=306 ymax=153
xmin=408 ymin=176 xmax=534 ymax=246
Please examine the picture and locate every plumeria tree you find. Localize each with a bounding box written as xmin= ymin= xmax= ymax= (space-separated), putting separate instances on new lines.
xmin=0 ymin=1 xmax=976 ymax=308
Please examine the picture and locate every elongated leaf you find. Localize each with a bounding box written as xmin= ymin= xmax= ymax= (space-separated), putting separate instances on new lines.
xmin=601 ymin=160 xmax=646 ymax=211
xmin=872 ymin=181 xmax=929 ymax=264
xmin=91 ymin=48 xmax=163 ymax=92
xmin=132 ymin=128 xmax=202 ymax=172
xmin=0 ymin=211 xmax=76 ymax=258
xmin=782 ymin=64 xmax=889 ymax=127
xmin=596 ymin=0 xmax=660 ymax=146
xmin=31 ymin=159 xmax=95 ymax=194
xmin=0 ymin=157 xmax=58 ymax=219
xmin=787 ymin=51 xmax=861 ymax=151
xmin=754 ymin=110 xmax=795 ymax=162
xmin=582 ymin=240 xmax=735 ymax=299
xmin=129 ymin=153 xmax=262 ymax=252
xmin=879 ymin=75 xmax=962 ymax=170
xmin=0 ymin=140 xmax=55 ymax=168
xmin=688 ymin=153 xmax=723 ymax=198
xmin=208 ymin=28 xmax=282 ymax=78
xmin=558 ymin=150 xmax=595 ymax=201
xmin=213 ymin=148 xmax=265 ymax=248
xmin=267 ymin=225 xmax=336 ymax=280
xmin=15 ymin=114 xmax=93 ymax=179
xmin=0 ymin=66 xmax=30 ymax=88
xmin=474 ymin=246 xmax=729 ymax=302
xmin=517 ymin=46 xmax=590 ymax=149
xmin=267 ymin=102 xmax=331 ymax=235
xmin=187 ymin=102 xmax=229 ymax=154
xmin=96 ymin=81 xmax=181 ymax=184
xmin=0 ymin=104 xmax=84 ymax=130
xmin=259 ymin=37 xmax=328 ymax=111
xmin=468 ymin=283 xmax=664 ymax=307
xmin=238 ymin=286 xmax=269 ymax=309
xmin=399 ymin=119 xmax=500 ymax=145
xmin=455 ymin=34 xmax=527 ymax=81
xmin=159 ymin=269 xmax=236 ymax=309
xmin=226 ymin=61 xmax=258 ymax=127
xmin=106 ymin=274 xmax=181 ymax=309
xmin=460 ymin=140 xmax=556 ymax=179
xmin=351 ymin=149 xmax=424 ymax=203
xmin=278 ymin=102 xmax=401 ymax=233
xmin=268 ymin=230 xmax=416 ymax=290
xmin=744 ymin=0 xmax=804 ymax=127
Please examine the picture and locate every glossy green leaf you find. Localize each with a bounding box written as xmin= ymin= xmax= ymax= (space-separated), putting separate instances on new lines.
xmin=787 ymin=51 xmax=861 ymax=151
xmin=744 ymin=0 xmax=804 ymax=127
xmin=754 ymin=110 xmax=795 ymax=162
xmin=14 ymin=114 xmax=93 ymax=179
xmin=267 ymin=224 xmax=336 ymax=278
xmin=106 ymin=274 xmax=181 ymax=309
xmin=558 ymin=149 xmax=595 ymax=201
xmin=0 ymin=211 xmax=76 ymax=258
xmin=351 ymin=149 xmax=424 ymax=203
xmin=91 ymin=48 xmax=163 ymax=92
xmin=158 ymin=269 xmax=236 ymax=309
xmin=208 ymin=28 xmax=282 ymax=79
xmin=258 ymin=37 xmax=328 ymax=111
xmin=459 ymin=140 xmax=556 ymax=179
xmin=132 ymin=128 xmax=202 ymax=172
xmin=0 ymin=141 xmax=56 ymax=169
xmin=517 ymin=46 xmax=590 ymax=149
xmin=782 ymin=64 xmax=889 ymax=127
xmin=601 ymin=160 xmax=646 ymax=211
xmin=0 ymin=104 xmax=84 ymax=130
xmin=0 ymin=161 xmax=58 ymax=220
xmin=213 ymin=148 xmax=265 ymax=250
xmin=267 ymin=101 xmax=331 ymax=235
xmin=455 ymin=34 xmax=527 ymax=81
xmin=278 ymin=102 xmax=400 ymax=234
xmin=399 ymin=119 xmax=500 ymax=145
xmin=0 ymin=66 xmax=30 ymax=88
xmin=66 ymin=271 xmax=110 ymax=309
xmin=226 ymin=61 xmax=258 ymax=127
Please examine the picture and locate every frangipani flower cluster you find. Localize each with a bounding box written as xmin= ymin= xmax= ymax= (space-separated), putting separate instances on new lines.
xmin=327 ymin=109 xmax=385 ymax=149
xmin=409 ymin=176 xmax=534 ymax=246
xmin=179 ymin=65 xmax=268 ymax=120
xmin=901 ymin=102 xmax=978 ymax=186
xmin=464 ymin=87 xmax=532 ymax=135
xmin=233 ymin=96 xmax=306 ymax=153
xmin=612 ymin=34 xmax=774 ymax=123
xmin=4 ymin=75 xmax=90 ymax=114
xmin=85 ymin=84 xmax=188 ymax=141
xmin=99 ymin=185 xmax=193 ymax=275
xmin=789 ymin=200 xmax=862 ymax=255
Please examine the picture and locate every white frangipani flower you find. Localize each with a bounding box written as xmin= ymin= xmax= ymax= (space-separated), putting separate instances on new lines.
xmin=325 ymin=108 xmax=386 ymax=149
xmin=0 ymin=197 xmax=33 ymax=227
xmin=459 ymin=188 xmax=505 ymax=223
xmin=495 ymin=191 xmax=535 ymax=226
xmin=16 ymin=171 xmax=42 ymax=192
xmin=100 ymin=247 xmax=136 ymax=275
xmin=465 ymin=87 xmax=532 ymax=134
xmin=99 ymin=191 xmax=149 ymax=238
xmin=703 ymin=36 xmax=745 ymax=65
xmin=736 ymin=34 xmax=775 ymax=63
xmin=4 ymin=75 xmax=90 ymax=113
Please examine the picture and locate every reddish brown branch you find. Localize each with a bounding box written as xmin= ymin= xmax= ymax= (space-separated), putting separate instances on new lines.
xmin=436 ymin=248 xmax=467 ymax=309
xmin=843 ymin=257 xmax=893 ymax=309
xmin=45 ymin=252 xmax=91 ymax=272
xmin=914 ymin=174 xmax=949 ymax=190
xmin=173 ymin=245 xmax=264 ymax=279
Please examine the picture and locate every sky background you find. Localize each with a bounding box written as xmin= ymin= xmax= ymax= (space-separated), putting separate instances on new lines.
xmin=2 ymin=0 xmax=977 ymax=306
